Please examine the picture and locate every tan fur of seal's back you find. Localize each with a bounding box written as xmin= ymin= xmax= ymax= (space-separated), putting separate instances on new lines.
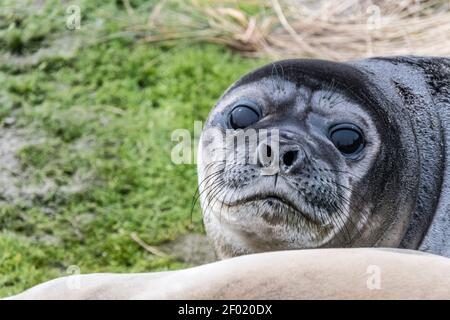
xmin=8 ymin=248 xmax=450 ymax=300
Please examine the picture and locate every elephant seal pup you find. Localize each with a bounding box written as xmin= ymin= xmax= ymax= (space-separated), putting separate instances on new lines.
xmin=8 ymin=249 xmax=450 ymax=299
xmin=198 ymin=56 xmax=450 ymax=259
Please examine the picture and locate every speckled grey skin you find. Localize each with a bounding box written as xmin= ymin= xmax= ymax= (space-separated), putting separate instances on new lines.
xmin=198 ymin=56 xmax=450 ymax=259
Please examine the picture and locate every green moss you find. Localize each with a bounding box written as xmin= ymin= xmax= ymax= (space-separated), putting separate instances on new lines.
xmin=0 ymin=1 xmax=267 ymax=297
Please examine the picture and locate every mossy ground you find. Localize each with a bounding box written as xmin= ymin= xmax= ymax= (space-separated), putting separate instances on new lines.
xmin=0 ymin=0 xmax=266 ymax=297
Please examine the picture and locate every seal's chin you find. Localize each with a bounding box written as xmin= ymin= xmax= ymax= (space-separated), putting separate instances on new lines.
xmin=206 ymin=191 xmax=336 ymax=255
xmin=222 ymin=191 xmax=325 ymax=227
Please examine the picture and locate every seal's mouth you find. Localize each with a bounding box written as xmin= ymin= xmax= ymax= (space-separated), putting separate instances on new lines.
xmin=223 ymin=192 xmax=323 ymax=226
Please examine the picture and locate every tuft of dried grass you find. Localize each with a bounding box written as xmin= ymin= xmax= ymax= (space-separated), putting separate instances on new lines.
xmin=129 ymin=0 xmax=450 ymax=60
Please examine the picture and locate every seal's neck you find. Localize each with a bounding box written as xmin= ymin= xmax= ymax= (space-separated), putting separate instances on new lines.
xmin=419 ymin=59 xmax=450 ymax=257
xmin=353 ymin=56 xmax=450 ymax=255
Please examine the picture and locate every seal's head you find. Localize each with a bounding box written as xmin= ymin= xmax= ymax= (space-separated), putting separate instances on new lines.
xmin=198 ymin=59 xmax=429 ymax=258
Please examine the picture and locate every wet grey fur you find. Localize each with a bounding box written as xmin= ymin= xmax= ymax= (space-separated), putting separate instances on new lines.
xmin=351 ymin=56 xmax=450 ymax=257
xmin=200 ymin=56 xmax=450 ymax=258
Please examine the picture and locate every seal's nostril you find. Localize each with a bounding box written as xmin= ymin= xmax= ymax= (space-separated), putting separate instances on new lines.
xmin=282 ymin=150 xmax=298 ymax=167
xmin=266 ymin=144 xmax=272 ymax=158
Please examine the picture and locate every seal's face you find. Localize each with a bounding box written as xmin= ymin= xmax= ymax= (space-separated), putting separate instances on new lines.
xmin=198 ymin=60 xmax=403 ymax=258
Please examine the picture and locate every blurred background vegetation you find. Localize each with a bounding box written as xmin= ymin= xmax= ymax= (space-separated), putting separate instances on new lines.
xmin=0 ymin=0 xmax=449 ymax=297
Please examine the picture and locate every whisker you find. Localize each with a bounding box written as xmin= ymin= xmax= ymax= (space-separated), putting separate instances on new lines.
xmin=190 ymin=168 xmax=225 ymax=222
xmin=332 ymin=183 xmax=376 ymax=236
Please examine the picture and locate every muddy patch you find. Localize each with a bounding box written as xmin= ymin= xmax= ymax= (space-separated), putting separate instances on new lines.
xmin=0 ymin=126 xmax=28 ymax=204
xmin=0 ymin=126 xmax=56 ymax=208
xmin=0 ymin=125 xmax=92 ymax=208
xmin=161 ymin=233 xmax=217 ymax=265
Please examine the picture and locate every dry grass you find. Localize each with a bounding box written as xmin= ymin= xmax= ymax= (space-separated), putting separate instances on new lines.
xmin=129 ymin=0 xmax=450 ymax=60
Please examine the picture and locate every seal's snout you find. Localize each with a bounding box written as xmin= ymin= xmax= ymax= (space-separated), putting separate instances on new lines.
xmin=256 ymin=140 xmax=305 ymax=174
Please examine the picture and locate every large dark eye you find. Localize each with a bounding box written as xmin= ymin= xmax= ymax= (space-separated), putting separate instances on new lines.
xmin=229 ymin=102 xmax=260 ymax=129
xmin=329 ymin=124 xmax=365 ymax=156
